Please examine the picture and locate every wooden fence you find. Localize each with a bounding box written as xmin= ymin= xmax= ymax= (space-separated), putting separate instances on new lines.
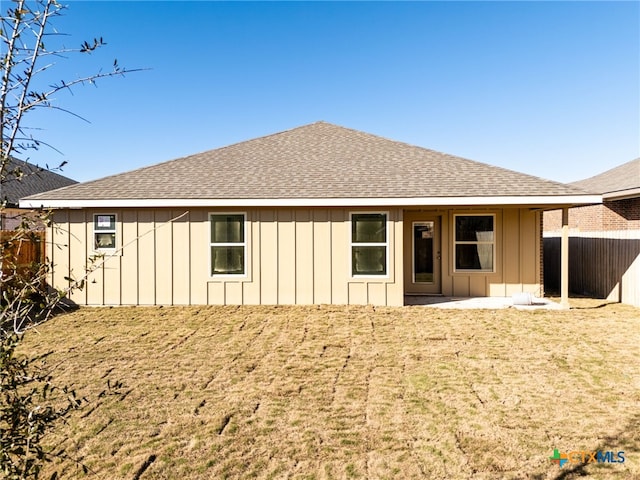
xmin=0 ymin=230 xmax=46 ymax=274
xmin=544 ymin=231 xmax=640 ymax=307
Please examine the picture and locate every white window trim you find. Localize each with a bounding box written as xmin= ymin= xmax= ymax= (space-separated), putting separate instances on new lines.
xmin=349 ymin=211 xmax=390 ymax=278
xmin=453 ymin=213 xmax=496 ymax=273
xmin=93 ymin=213 xmax=118 ymax=253
xmin=209 ymin=212 xmax=248 ymax=278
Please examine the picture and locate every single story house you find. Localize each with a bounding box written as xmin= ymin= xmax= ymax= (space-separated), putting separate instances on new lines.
xmin=21 ymin=122 xmax=599 ymax=307
xmin=1 ymin=158 xmax=76 ymax=230
xmin=544 ymin=158 xmax=640 ymax=307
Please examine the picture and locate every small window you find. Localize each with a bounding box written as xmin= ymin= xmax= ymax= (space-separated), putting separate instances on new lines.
xmin=210 ymin=214 xmax=246 ymax=275
xmin=94 ymin=214 xmax=116 ymax=251
xmin=454 ymin=214 xmax=494 ymax=272
xmin=351 ymin=213 xmax=388 ymax=276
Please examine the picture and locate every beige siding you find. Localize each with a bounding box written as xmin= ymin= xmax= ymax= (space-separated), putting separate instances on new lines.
xmin=48 ymin=210 xmax=64 ymax=290
xmin=189 ymin=210 xmax=208 ymax=304
xmin=154 ymin=210 xmax=173 ymax=304
xmin=243 ymin=215 xmax=260 ymax=304
xmin=172 ymin=210 xmax=191 ymax=305
xmin=85 ymin=211 xmax=107 ymax=305
xmin=137 ymin=210 xmax=155 ymax=305
xmin=348 ymin=283 xmax=367 ymax=305
xmin=313 ymin=210 xmax=332 ymax=304
xmin=438 ymin=209 xmax=504 ymax=297
xmin=226 ymin=281 xmax=243 ymax=305
xmin=387 ymin=212 xmax=404 ymax=304
xmin=469 ymin=276 xmax=486 ymax=297
xmin=277 ymin=210 xmax=296 ymax=304
xmin=295 ymin=211 xmax=314 ymax=304
xmin=121 ymin=210 xmax=139 ymax=305
xmin=208 ymin=282 xmax=224 ymax=305
xmin=330 ymin=209 xmax=349 ymax=304
xmin=67 ymin=210 xmax=87 ymax=305
xmin=370 ymin=282 xmax=387 ymax=305
xmin=259 ymin=210 xmax=278 ymax=304
xmin=439 ymin=213 xmax=453 ymax=296
xmin=503 ymin=208 xmax=521 ymax=295
xmin=51 ymin=205 xmax=541 ymax=306
xmin=405 ymin=207 xmax=542 ymax=298
xmin=521 ymin=210 xmax=540 ymax=293
xmin=103 ymin=251 xmax=121 ymax=305
xmin=453 ymin=276 xmax=470 ymax=296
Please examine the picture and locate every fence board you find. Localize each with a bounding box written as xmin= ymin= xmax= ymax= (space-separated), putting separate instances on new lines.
xmin=544 ymin=231 xmax=640 ymax=307
xmin=1 ymin=231 xmax=46 ymax=274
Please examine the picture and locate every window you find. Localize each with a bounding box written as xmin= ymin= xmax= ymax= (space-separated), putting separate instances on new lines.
xmin=454 ymin=214 xmax=494 ymax=272
xmin=351 ymin=213 xmax=388 ymax=276
xmin=94 ymin=214 xmax=116 ymax=251
xmin=210 ymin=214 xmax=246 ymax=276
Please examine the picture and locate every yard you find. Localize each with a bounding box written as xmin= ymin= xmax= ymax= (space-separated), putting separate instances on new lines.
xmin=19 ymin=300 xmax=640 ymax=479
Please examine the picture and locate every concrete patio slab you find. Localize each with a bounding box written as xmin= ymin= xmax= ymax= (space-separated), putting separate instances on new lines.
xmin=405 ymin=295 xmax=564 ymax=310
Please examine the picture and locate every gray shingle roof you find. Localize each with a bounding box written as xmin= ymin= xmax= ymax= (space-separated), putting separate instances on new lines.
xmin=2 ymin=158 xmax=77 ymax=206
xmin=25 ymin=122 xmax=586 ymax=202
xmin=571 ymin=158 xmax=640 ymax=197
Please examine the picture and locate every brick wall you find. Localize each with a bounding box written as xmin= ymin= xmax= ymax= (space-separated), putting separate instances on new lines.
xmin=544 ymin=197 xmax=640 ymax=233
xmin=604 ymin=198 xmax=640 ymax=230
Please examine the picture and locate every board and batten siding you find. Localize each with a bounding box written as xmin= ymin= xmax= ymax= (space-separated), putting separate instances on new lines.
xmin=48 ymin=207 xmax=405 ymax=307
xmin=48 ymin=206 xmax=542 ymax=306
xmin=402 ymin=208 xmax=542 ymax=298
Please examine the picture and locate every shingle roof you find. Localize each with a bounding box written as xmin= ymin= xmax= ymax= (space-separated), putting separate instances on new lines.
xmin=2 ymin=158 xmax=77 ymax=206
xmin=25 ymin=122 xmax=587 ymax=202
xmin=571 ymin=158 xmax=640 ymax=197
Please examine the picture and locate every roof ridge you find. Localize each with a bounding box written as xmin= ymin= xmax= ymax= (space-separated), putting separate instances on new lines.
xmin=63 ymin=122 xmax=335 ymax=187
xmin=570 ymin=157 xmax=640 ymax=194
xmin=22 ymin=122 xmax=595 ymax=203
xmin=324 ymin=123 xmax=592 ymax=194
xmin=570 ymin=157 xmax=640 ymax=184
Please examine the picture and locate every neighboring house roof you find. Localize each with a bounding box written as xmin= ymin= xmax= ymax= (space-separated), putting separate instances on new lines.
xmin=1 ymin=158 xmax=77 ymax=207
xmin=570 ymin=158 xmax=640 ymax=200
xmin=21 ymin=122 xmax=599 ymax=208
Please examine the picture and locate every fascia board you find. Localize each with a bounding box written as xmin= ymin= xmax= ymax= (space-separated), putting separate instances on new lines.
xmin=20 ymin=195 xmax=603 ymax=209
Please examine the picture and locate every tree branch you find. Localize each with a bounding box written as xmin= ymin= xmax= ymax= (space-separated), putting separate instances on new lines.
xmin=5 ymin=0 xmax=56 ymax=162
xmin=0 ymin=0 xmax=28 ymax=178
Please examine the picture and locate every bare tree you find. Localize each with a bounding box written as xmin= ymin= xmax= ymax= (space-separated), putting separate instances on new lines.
xmin=1 ymin=0 xmax=141 ymax=188
xmin=0 ymin=1 xmax=142 ymax=477
xmin=1 ymin=0 xmax=143 ymax=329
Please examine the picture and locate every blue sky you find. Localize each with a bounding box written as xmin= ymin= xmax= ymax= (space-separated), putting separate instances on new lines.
xmin=20 ymin=1 xmax=640 ymax=184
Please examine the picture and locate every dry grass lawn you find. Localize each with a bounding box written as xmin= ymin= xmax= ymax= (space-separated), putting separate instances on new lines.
xmin=19 ymin=300 xmax=640 ymax=479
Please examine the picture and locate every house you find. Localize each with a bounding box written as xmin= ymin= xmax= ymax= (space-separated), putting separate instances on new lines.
xmin=20 ymin=122 xmax=599 ymax=307
xmin=544 ymin=158 xmax=640 ymax=307
xmin=1 ymin=158 xmax=77 ymax=230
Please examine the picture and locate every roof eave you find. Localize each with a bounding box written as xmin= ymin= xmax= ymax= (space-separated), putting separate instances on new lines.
xmin=602 ymin=188 xmax=640 ymax=201
xmin=19 ymin=194 xmax=603 ymax=209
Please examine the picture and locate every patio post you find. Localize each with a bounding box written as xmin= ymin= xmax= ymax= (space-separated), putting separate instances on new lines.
xmin=560 ymin=207 xmax=570 ymax=309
